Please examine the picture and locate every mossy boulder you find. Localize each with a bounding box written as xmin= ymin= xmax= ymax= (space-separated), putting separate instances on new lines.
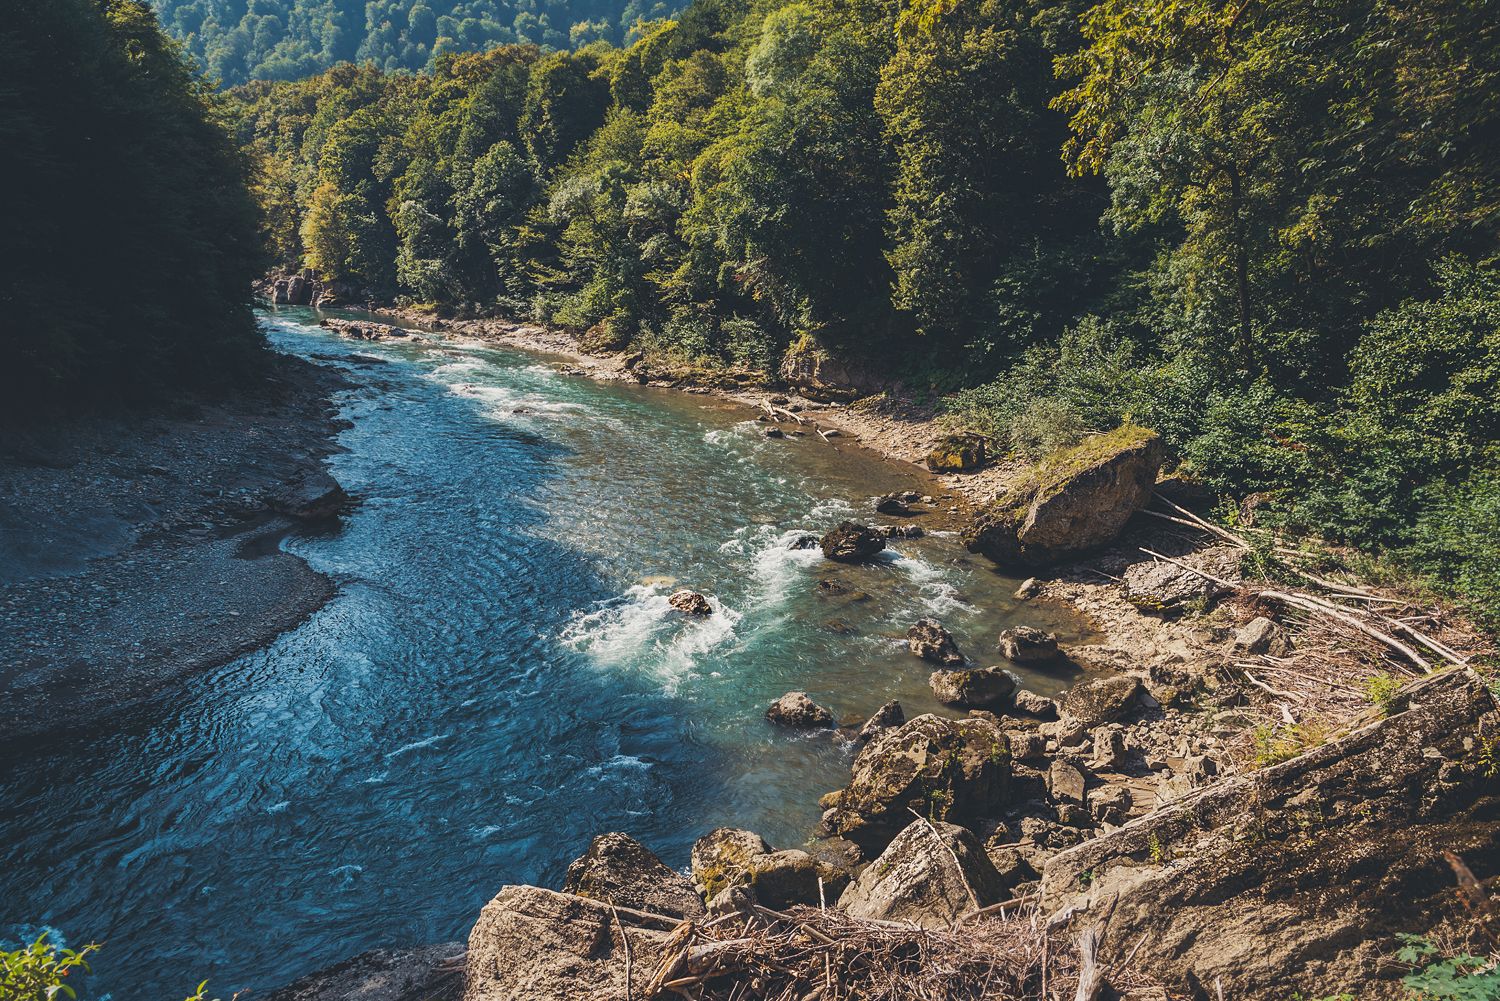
xmin=926 ymin=434 xmax=987 ymax=473
xmin=689 ymin=829 xmax=847 ymax=907
xmin=821 ymin=714 xmax=1011 ymax=856
xmin=562 ymin=832 xmax=705 ymax=918
xmin=963 ymin=425 xmax=1163 ymax=570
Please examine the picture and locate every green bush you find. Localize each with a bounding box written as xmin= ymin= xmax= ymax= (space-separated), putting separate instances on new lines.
xmin=1 ymin=933 xmax=98 ymax=1001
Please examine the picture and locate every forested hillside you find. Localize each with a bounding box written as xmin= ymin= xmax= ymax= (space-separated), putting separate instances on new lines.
xmin=152 ymin=0 xmax=685 ymax=85
xmin=0 ymin=0 xmax=265 ymax=412
xmin=235 ymin=0 xmax=1498 ymax=624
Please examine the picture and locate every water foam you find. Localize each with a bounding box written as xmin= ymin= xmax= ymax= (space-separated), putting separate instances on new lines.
xmin=560 ymin=584 xmax=743 ymax=691
xmin=888 ymin=550 xmax=979 ymax=616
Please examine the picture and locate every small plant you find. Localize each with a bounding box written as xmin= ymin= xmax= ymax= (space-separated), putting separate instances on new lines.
xmin=1 ymin=932 xmax=99 ymax=1001
xmin=1365 ymin=672 xmax=1405 ymax=715
xmin=1077 ymin=868 xmax=1094 ymax=888
xmin=1251 ymin=722 xmax=1330 ymax=767
xmin=1148 ymin=832 xmax=1166 ymax=864
xmin=1396 ymin=934 xmax=1500 ymax=1000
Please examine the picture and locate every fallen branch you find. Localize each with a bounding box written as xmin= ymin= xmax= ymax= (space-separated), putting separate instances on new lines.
xmin=1259 ymin=590 xmax=1431 ymax=672
xmin=1139 ymin=548 xmax=1238 ymax=588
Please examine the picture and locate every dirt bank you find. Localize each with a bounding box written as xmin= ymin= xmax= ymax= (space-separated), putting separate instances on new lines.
xmin=0 ymin=352 xmax=349 ymax=744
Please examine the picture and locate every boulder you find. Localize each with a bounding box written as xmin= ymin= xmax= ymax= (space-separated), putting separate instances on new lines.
xmin=926 ymin=434 xmax=986 ymax=473
xmin=821 ymin=714 xmax=1011 ymax=854
xmin=874 ymin=493 xmax=912 ymax=516
xmin=880 ymin=524 xmax=925 ymax=539
xmin=561 ymin=833 xmax=704 ymax=919
xmin=1234 ymin=616 xmax=1292 ymax=656
xmin=788 ymin=534 xmax=820 ymax=550
xmin=929 ymin=666 xmax=1016 ymax=709
xmin=286 ymin=273 xmax=309 ymax=305
xmin=907 ymin=618 xmax=964 ymax=665
xmin=271 ymin=278 xmax=291 ymax=305
xmin=856 ymin=700 xmax=905 ymax=741
xmin=1089 ymin=783 xmax=1131 ymax=826
xmin=1120 ymin=549 xmax=1242 ymax=615
xmin=1013 ymin=689 xmax=1059 ymax=719
xmin=819 ymin=521 xmax=886 ymax=563
xmin=1006 ymin=729 xmax=1048 ymax=762
xmin=1089 ymin=727 xmax=1129 ymax=772
xmin=463 ymin=885 xmax=675 ymax=1001
xmin=764 ymin=427 xmax=785 ymax=439
xmin=1061 ymin=675 xmax=1142 ymax=729
xmin=779 ymin=340 xmax=886 ymax=402
xmin=838 ymin=820 xmax=1007 ymax=928
xmin=766 ymin=691 xmax=835 ymax=729
xmin=689 ymin=829 xmax=842 ymax=908
xmin=963 ymin=426 xmax=1163 ymax=569
xmin=998 ymin=625 xmax=1059 ymax=664
xmin=263 ymin=944 xmax=463 ymax=1001
xmin=1040 ymin=669 xmax=1500 ymax=997
xmin=691 ymin=828 xmax=772 ymax=899
xmin=1013 ymin=577 xmax=1041 ymax=600
xmin=269 ymin=469 xmax=349 ymax=521
xmin=667 ymin=590 xmax=713 ymax=616
xmin=1047 ymin=759 xmax=1086 ymax=806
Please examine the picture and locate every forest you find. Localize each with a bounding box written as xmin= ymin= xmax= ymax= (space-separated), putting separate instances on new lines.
xmin=227 ymin=0 xmax=1500 ymax=625
xmin=150 ymin=0 xmax=686 ymax=85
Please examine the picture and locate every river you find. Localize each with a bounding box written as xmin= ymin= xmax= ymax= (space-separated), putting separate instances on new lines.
xmin=0 ymin=308 xmax=1085 ymax=998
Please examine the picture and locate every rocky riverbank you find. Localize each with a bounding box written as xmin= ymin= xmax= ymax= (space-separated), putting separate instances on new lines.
xmin=0 ymin=352 xmax=350 ymax=743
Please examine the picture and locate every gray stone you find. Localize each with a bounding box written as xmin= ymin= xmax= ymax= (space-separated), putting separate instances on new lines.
xmin=264 ymin=944 xmax=463 ymax=1001
xmin=562 ymin=832 xmax=705 ymax=919
xmin=1235 ymin=616 xmax=1292 ymax=657
xmin=1013 ymin=689 xmax=1059 ymax=719
xmin=1061 ymin=674 xmax=1142 ymax=728
xmin=907 ymin=618 xmax=965 ymax=665
xmin=929 ymin=666 xmax=1017 ymax=709
xmin=999 ymin=625 xmax=1059 ymax=664
xmin=856 ymin=700 xmax=905 ymax=741
xmin=838 ymin=820 xmax=1006 ymax=928
xmin=766 ymin=691 xmax=835 ymax=729
xmin=1048 ymin=759 xmax=1086 ymax=806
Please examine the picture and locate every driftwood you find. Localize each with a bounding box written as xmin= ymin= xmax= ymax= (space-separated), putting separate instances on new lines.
xmin=1259 ymin=590 xmax=1432 ymax=673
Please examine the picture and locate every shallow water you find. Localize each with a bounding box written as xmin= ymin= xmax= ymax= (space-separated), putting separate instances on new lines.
xmin=0 ymin=308 xmax=1086 ymax=998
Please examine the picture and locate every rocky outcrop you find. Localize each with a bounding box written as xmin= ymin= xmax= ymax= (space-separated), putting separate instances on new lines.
xmin=463 ymin=885 xmax=676 ymax=1001
xmin=765 ymin=691 xmax=835 ymax=729
xmin=998 ymin=625 xmax=1059 ymax=664
xmin=264 ymin=944 xmax=463 ymax=1001
xmin=838 ymin=820 xmax=1008 ymax=928
xmin=819 ymin=521 xmax=886 ymax=563
xmin=668 ymin=589 xmax=713 ymax=615
xmin=906 ymin=618 xmax=964 ymax=665
xmin=929 ymin=666 xmax=1016 ymax=709
xmin=690 ymin=829 xmax=844 ymax=908
xmin=561 ymin=832 xmax=705 ymax=919
xmin=856 ymin=700 xmax=905 ymax=741
xmin=1060 ymin=674 xmax=1142 ymax=729
xmin=820 ymin=714 xmax=1010 ymax=855
xmin=320 ymin=317 xmax=411 ymax=342
xmin=963 ymin=426 xmax=1163 ymax=570
xmin=1040 ymin=669 xmax=1500 ymax=997
xmin=926 ymin=434 xmax=986 ymax=473
xmin=779 ymin=340 xmax=886 ymax=402
xmin=1120 ymin=547 xmax=1241 ymax=614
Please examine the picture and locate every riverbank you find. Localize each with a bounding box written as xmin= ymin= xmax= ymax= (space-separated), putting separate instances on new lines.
xmin=0 ymin=352 xmax=349 ymax=743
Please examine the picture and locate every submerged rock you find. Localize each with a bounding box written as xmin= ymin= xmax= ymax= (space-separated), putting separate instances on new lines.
xmin=667 ymin=589 xmax=713 ymax=616
xmin=929 ymin=666 xmax=1017 ymax=709
xmin=562 ymin=833 xmax=705 ymax=919
xmin=999 ymin=625 xmax=1059 ymax=664
xmin=766 ymin=691 xmax=835 ymax=729
xmin=819 ymin=521 xmax=886 ymax=562
xmin=906 ymin=618 xmax=964 ymax=665
xmin=838 ymin=819 xmax=1007 ymax=928
xmin=963 ymin=425 xmax=1163 ymax=569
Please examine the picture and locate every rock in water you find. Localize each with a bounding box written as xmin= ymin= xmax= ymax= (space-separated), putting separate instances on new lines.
xmin=821 ymin=714 xmax=1010 ymax=855
xmin=855 ymin=700 xmax=905 ymax=741
xmin=667 ymin=589 xmax=713 ymax=616
xmin=874 ymin=493 xmax=912 ymax=516
xmin=1061 ymin=675 xmax=1143 ymax=728
xmin=963 ymin=425 xmax=1163 ymax=569
xmin=561 ymin=832 xmax=705 ymax=919
xmin=819 ymin=521 xmax=886 ymax=562
xmin=926 ymin=434 xmax=986 ymax=473
xmin=906 ymin=618 xmax=964 ymax=665
xmin=765 ymin=691 xmax=835 ymax=729
xmin=838 ymin=820 xmax=1007 ymax=927
xmin=999 ymin=625 xmax=1059 ymax=664
xmin=929 ymin=666 xmax=1017 ymax=709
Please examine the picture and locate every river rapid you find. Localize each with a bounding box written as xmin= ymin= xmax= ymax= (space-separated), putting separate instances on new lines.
xmin=0 ymin=308 xmax=1086 ymax=998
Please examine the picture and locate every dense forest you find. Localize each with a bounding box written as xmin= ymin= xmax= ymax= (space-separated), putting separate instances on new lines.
xmin=228 ymin=0 xmax=1500 ymax=623
xmin=0 ymin=0 xmax=265 ymax=411
xmin=151 ymin=0 xmax=686 ymax=85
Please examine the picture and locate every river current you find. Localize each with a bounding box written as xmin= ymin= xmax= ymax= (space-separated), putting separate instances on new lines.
xmin=0 ymin=308 xmax=1085 ymax=998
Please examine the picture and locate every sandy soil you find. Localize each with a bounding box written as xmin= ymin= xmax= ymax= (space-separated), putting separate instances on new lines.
xmin=0 ymin=353 xmax=348 ymax=743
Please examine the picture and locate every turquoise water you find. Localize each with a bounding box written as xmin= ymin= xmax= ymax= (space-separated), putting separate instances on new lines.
xmin=0 ymin=308 xmax=1085 ymax=998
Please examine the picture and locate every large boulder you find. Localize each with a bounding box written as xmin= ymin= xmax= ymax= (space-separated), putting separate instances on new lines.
xmin=929 ymin=666 xmax=1016 ymax=709
xmin=264 ymin=944 xmax=463 ymax=1001
xmin=1040 ymin=669 xmax=1500 ymax=997
xmin=667 ymin=589 xmax=713 ymax=616
xmin=779 ymin=339 xmax=885 ymax=402
xmin=820 ymin=521 xmax=886 ymax=563
xmin=1120 ymin=547 xmax=1241 ymax=615
xmin=765 ymin=691 xmax=835 ymax=729
xmin=821 ymin=714 xmax=1011 ymax=855
xmin=561 ymin=832 xmax=704 ymax=919
xmin=269 ymin=469 xmax=350 ymax=521
xmin=998 ymin=625 xmax=1059 ymax=664
xmin=463 ymin=886 xmax=676 ymax=1001
xmin=907 ymin=618 xmax=964 ymax=665
xmin=963 ymin=426 xmax=1163 ymax=569
xmin=926 ymin=434 xmax=986 ymax=473
xmin=1060 ymin=674 xmax=1142 ymax=729
xmin=838 ymin=820 xmax=1009 ymax=928
xmin=689 ymin=829 xmax=843 ymax=908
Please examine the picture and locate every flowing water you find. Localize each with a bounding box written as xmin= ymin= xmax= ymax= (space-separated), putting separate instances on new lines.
xmin=0 ymin=308 xmax=1086 ymax=998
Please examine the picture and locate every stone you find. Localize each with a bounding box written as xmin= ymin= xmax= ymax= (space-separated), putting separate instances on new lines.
xmin=1013 ymin=577 xmax=1041 ymax=600
xmin=926 ymin=434 xmax=987 ymax=473
xmin=743 ymin=849 xmax=842 ymax=909
xmin=1235 ymin=616 xmax=1292 ymax=657
xmin=822 ymin=714 xmax=1011 ymax=855
xmin=562 ymin=833 xmax=705 ymax=919
xmin=881 ymin=524 xmax=925 ymax=539
xmin=875 ymin=493 xmax=912 ymax=515
xmin=1120 ymin=555 xmax=1235 ymax=615
xmin=907 ymin=618 xmax=965 ymax=665
xmin=839 ymin=819 xmax=1007 ymax=927
xmin=1039 ymin=669 xmax=1500 ymax=998
xmin=819 ymin=521 xmax=886 ymax=563
xmin=985 ymin=843 xmax=1040 ymax=889
xmin=765 ymin=691 xmax=835 ymax=729
xmin=999 ymin=625 xmax=1060 ymax=664
xmin=667 ymin=590 xmax=713 ymax=616
xmin=856 ymin=700 xmax=905 ymax=741
xmin=764 ymin=427 xmax=785 ymax=439
xmin=463 ymin=885 xmax=675 ymax=1001
xmin=963 ymin=426 xmax=1163 ymax=569
xmin=929 ymin=666 xmax=1017 ymax=709
xmin=269 ymin=469 xmax=349 ymax=520
xmin=1181 ymin=754 xmax=1218 ymax=786
xmin=1013 ymin=689 xmax=1059 ymax=719
xmin=1056 ymin=803 xmax=1093 ymax=829
xmin=1006 ymin=729 xmax=1048 ymax=762
xmin=779 ymin=340 xmax=886 ymax=402
xmin=1089 ymin=727 xmax=1129 ymax=771
xmin=691 ymin=828 xmax=772 ymax=899
xmin=1089 ymin=784 xmax=1131 ymax=826
xmin=264 ymin=944 xmax=464 ymax=1001
xmin=788 ymin=534 xmax=820 ymax=550
xmin=1047 ymin=760 xmax=1086 ymax=806
xmin=1061 ymin=675 xmax=1143 ymax=729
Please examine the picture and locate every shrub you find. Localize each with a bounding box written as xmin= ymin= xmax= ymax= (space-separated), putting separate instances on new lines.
xmin=1 ymin=933 xmax=98 ymax=1001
